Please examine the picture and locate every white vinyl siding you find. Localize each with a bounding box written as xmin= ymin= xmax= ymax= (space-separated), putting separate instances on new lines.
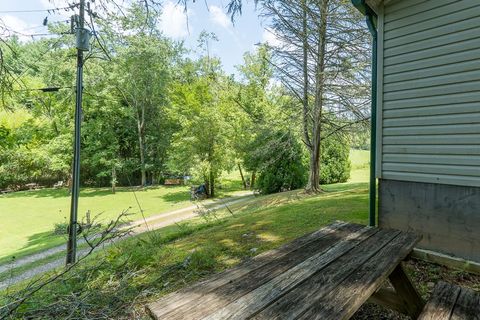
xmin=379 ymin=0 xmax=480 ymax=187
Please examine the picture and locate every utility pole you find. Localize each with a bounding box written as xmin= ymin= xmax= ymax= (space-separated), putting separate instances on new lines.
xmin=66 ymin=0 xmax=90 ymax=265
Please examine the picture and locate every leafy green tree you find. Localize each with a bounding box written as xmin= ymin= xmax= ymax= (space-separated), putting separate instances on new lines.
xmin=167 ymin=53 xmax=234 ymax=197
xmin=106 ymin=6 xmax=183 ymax=186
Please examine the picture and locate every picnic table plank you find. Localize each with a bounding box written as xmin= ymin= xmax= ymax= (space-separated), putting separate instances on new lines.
xmin=201 ymin=226 xmax=379 ymax=320
xmin=298 ymin=231 xmax=420 ymax=320
xmin=417 ymin=282 xmax=461 ymax=320
xmin=159 ymin=223 xmax=369 ymax=320
xmin=147 ymin=222 xmax=423 ymax=320
xmin=147 ymin=221 xmax=360 ymax=318
xmin=251 ymin=228 xmax=400 ymax=320
xmin=450 ymin=285 xmax=480 ymax=320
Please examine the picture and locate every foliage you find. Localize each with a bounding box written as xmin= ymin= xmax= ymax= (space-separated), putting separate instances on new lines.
xmin=167 ymin=44 xmax=235 ymax=197
xmin=320 ymin=136 xmax=351 ymax=184
xmin=245 ymin=129 xmax=308 ymax=194
xmin=0 ymin=1 xmax=367 ymax=197
xmin=259 ymin=0 xmax=370 ymax=191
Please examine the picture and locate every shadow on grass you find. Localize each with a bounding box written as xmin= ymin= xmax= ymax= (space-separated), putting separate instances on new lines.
xmin=322 ymin=182 xmax=368 ymax=193
xmin=0 ymin=231 xmax=65 ymax=265
xmin=1 ymin=186 xmax=185 ymax=199
xmin=158 ymin=189 xmax=190 ymax=203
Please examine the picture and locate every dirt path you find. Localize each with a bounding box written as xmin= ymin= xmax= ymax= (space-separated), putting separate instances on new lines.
xmin=0 ymin=193 xmax=253 ymax=291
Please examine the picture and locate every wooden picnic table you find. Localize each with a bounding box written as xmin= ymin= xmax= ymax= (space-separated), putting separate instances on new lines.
xmin=147 ymin=221 xmax=424 ymax=320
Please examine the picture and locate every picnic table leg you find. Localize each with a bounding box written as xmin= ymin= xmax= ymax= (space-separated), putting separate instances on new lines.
xmin=388 ymin=263 xmax=425 ymax=319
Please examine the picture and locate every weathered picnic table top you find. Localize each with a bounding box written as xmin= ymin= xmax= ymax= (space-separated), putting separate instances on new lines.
xmin=147 ymin=221 xmax=421 ymax=320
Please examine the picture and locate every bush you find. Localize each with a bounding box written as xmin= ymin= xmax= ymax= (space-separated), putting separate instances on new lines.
xmin=245 ymin=130 xmax=308 ymax=195
xmin=53 ymin=222 xmax=69 ymax=235
xmin=320 ymin=136 xmax=351 ymax=184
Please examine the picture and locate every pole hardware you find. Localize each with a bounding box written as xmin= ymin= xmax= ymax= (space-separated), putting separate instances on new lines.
xmin=75 ymin=27 xmax=91 ymax=51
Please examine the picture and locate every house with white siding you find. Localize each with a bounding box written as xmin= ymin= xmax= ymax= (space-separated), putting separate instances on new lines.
xmin=353 ymin=0 xmax=480 ymax=264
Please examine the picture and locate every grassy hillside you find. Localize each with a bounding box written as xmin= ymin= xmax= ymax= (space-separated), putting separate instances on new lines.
xmin=1 ymin=182 xmax=369 ymax=318
xmin=0 ymin=149 xmax=370 ymax=262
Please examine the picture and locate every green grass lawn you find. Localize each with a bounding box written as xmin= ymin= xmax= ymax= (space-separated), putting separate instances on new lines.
xmin=0 ymin=150 xmax=369 ymax=263
xmin=0 ymin=186 xmax=194 ymax=261
xmin=349 ymin=149 xmax=370 ymax=183
xmin=1 ymin=179 xmax=370 ymax=318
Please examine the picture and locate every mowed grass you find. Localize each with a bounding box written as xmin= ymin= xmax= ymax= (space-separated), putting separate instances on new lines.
xmin=0 ymin=149 xmax=369 ymax=264
xmin=349 ymin=149 xmax=370 ymax=183
xmin=0 ymin=186 xmax=192 ymax=262
xmin=2 ymin=181 xmax=369 ymax=318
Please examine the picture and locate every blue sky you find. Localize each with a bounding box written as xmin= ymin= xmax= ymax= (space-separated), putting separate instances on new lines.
xmin=0 ymin=0 xmax=273 ymax=75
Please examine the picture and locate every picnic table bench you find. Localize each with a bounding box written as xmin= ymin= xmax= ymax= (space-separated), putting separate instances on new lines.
xmin=418 ymin=281 xmax=480 ymax=320
xmin=147 ymin=221 xmax=426 ymax=319
xmin=25 ymin=183 xmax=40 ymax=190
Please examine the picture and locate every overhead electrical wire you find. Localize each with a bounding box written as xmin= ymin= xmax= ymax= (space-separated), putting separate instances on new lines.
xmin=0 ymin=5 xmax=79 ymax=14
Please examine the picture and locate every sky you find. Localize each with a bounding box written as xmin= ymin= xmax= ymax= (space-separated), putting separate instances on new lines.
xmin=0 ymin=0 xmax=275 ymax=75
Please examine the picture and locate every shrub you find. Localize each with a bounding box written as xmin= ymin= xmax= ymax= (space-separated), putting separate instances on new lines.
xmin=245 ymin=130 xmax=308 ymax=194
xmin=53 ymin=222 xmax=69 ymax=235
xmin=320 ymin=136 xmax=351 ymax=184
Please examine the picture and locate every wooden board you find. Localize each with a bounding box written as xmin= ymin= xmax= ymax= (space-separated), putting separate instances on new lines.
xmin=250 ymin=228 xmax=400 ymax=320
xmin=450 ymin=285 xmax=480 ymax=320
xmin=296 ymin=231 xmax=419 ymax=320
xmin=146 ymin=222 xmax=361 ymax=319
xmin=147 ymin=223 xmax=422 ymax=320
xmin=166 ymin=226 xmax=378 ymax=320
xmin=418 ymin=281 xmax=460 ymax=320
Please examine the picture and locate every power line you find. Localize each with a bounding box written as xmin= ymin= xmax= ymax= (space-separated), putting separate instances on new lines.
xmin=18 ymin=19 xmax=70 ymax=32
xmin=0 ymin=5 xmax=78 ymax=14
xmin=3 ymin=32 xmax=59 ymax=38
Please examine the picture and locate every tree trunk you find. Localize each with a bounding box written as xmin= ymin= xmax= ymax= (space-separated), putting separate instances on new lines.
xmin=306 ymin=135 xmax=321 ymax=192
xmin=138 ymin=132 xmax=146 ymax=186
xmin=238 ymin=163 xmax=247 ymax=189
xmin=111 ymin=165 xmax=116 ymax=194
xmin=209 ymin=169 xmax=215 ymax=198
xmin=137 ymin=105 xmax=146 ymax=186
xmin=305 ymin=0 xmax=328 ymax=193
xmin=301 ymin=0 xmax=311 ymax=150
xmin=250 ymin=171 xmax=256 ymax=190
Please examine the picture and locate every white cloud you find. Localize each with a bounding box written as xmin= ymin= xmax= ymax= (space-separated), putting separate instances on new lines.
xmin=159 ymin=1 xmax=191 ymax=38
xmin=0 ymin=15 xmax=33 ymax=41
xmin=262 ymin=27 xmax=283 ymax=48
xmin=209 ymin=5 xmax=231 ymax=29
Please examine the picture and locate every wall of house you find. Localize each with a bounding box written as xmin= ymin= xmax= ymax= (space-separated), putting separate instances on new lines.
xmin=376 ymin=0 xmax=480 ymax=262
xmin=379 ymin=179 xmax=480 ymax=262
xmin=378 ymin=0 xmax=480 ymax=187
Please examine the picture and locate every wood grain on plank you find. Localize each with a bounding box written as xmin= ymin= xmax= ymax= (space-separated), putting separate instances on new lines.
xmin=417 ymin=281 xmax=461 ymax=320
xmin=202 ymin=226 xmax=379 ymax=320
xmin=251 ymin=228 xmax=401 ymax=320
xmin=146 ymin=221 xmax=358 ymax=318
xmin=160 ymin=224 xmax=367 ymax=320
xmin=298 ymin=231 xmax=420 ymax=320
xmin=450 ymin=285 xmax=480 ymax=320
